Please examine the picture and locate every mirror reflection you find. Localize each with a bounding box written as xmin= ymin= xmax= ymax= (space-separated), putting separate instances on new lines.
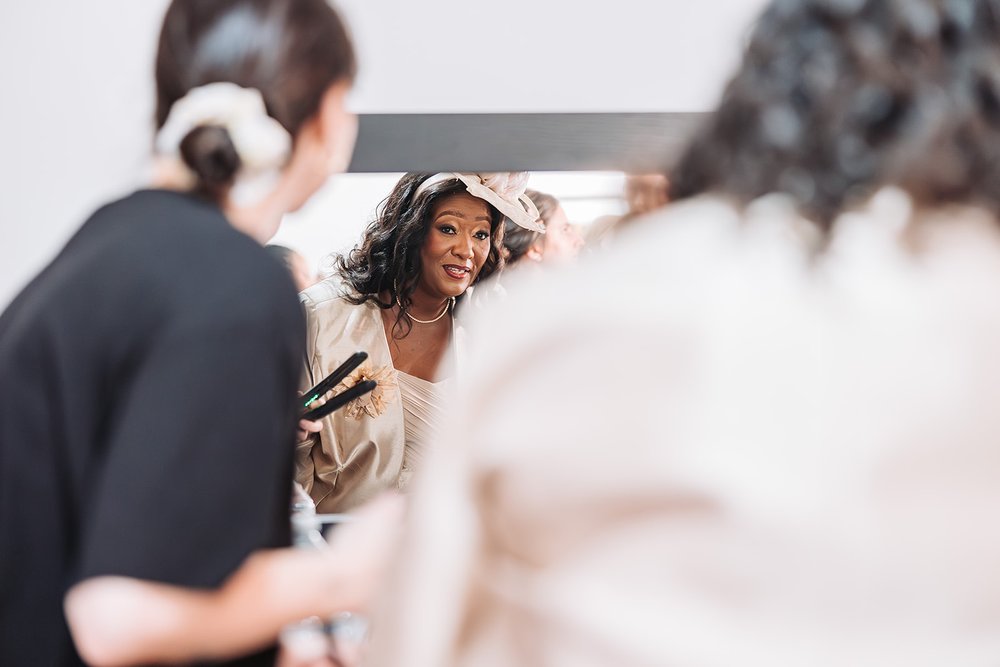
xmin=266 ymin=170 xmax=668 ymax=514
xmin=270 ymin=171 xmax=638 ymax=280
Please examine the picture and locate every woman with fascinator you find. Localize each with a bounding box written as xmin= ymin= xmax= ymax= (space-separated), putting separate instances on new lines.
xmin=296 ymin=172 xmax=541 ymax=513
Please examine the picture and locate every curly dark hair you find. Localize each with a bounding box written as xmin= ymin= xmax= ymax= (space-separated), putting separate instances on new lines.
xmin=670 ymin=0 xmax=1000 ymax=230
xmin=336 ymin=173 xmax=505 ymax=336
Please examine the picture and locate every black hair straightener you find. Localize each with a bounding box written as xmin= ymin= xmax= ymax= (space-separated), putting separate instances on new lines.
xmin=300 ymin=351 xmax=377 ymax=421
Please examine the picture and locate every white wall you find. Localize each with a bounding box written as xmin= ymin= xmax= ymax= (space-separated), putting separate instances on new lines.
xmin=0 ymin=0 xmax=767 ymax=308
xmin=339 ymin=0 xmax=765 ymax=113
xmin=0 ymin=0 xmax=168 ymax=308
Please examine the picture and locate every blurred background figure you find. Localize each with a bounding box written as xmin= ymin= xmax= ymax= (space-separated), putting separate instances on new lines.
xmin=584 ymin=173 xmax=669 ymax=249
xmin=503 ymin=189 xmax=584 ymax=268
xmin=624 ymin=173 xmax=669 ymax=218
xmin=296 ymin=173 xmax=539 ymax=513
xmin=368 ymin=1 xmax=1000 ymax=666
xmin=267 ymin=244 xmax=319 ymax=292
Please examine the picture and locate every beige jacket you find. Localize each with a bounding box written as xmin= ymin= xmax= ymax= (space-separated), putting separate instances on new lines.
xmin=295 ymin=279 xmax=405 ymax=513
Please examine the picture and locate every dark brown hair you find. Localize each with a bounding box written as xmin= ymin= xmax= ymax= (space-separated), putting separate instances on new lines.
xmin=155 ymin=0 xmax=356 ymax=200
xmin=503 ymin=189 xmax=558 ymax=265
xmin=336 ymin=174 xmax=506 ymax=337
xmin=670 ymin=0 xmax=1000 ymax=230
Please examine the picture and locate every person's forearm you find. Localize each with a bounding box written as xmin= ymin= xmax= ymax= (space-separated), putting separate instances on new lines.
xmin=65 ymin=549 xmax=353 ymax=667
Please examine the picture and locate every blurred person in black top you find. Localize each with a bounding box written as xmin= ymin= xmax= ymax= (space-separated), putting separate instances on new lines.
xmin=0 ymin=1 xmax=401 ymax=666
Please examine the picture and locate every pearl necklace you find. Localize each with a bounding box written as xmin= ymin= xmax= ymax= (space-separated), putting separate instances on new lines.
xmin=399 ymin=296 xmax=454 ymax=324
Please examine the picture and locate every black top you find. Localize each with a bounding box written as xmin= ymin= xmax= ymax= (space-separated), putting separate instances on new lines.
xmin=0 ymin=190 xmax=305 ymax=666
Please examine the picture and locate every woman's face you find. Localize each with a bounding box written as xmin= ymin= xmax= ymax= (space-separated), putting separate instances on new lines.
xmin=284 ymin=81 xmax=358 ymax=213
xmin=418 ymin=193 xmax=493 ymax=299
xmin=540 ymin=206 xmax=583 ymax=263
xmin=320 ymin=81 xmax=359 ymax=177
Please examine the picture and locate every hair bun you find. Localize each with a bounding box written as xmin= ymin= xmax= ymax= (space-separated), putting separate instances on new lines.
xmin=178 ymin=125 xmax=242 ymax=197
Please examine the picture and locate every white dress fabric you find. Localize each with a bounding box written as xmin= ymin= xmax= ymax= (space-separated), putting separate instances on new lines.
xmin=396 ymin=370 xmax=449 ymax=488
xmin=368 ymin=189 xmax=1000 ymax=667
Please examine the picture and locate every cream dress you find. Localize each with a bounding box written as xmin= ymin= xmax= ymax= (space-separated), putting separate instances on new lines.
xmin=296 ymin=279 xmax=451 ymax=513
xmin=396 ymin=371 xmax=449 ymax=488
xmin=369 ymin=189 xmax=1000 ymax=667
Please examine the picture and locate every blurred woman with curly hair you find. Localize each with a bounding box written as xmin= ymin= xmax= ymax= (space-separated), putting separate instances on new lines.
xmin=295 ymin=172 xmax=540 ymax=512
xmin=369 ymin=2 xmax=1000 ymax=665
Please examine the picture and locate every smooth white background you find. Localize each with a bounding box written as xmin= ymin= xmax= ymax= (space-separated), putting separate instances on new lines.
xmin=0 ymin=0 xmax=767 ymax=307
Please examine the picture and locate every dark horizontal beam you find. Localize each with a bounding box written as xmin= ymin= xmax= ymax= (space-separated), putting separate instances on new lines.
xmin=347 ymin=112 xmax=708 ymax=173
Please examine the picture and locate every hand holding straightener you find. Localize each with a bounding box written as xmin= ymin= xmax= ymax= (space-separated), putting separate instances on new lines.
xmin=296 ymin=351 xmax=377 ymax=440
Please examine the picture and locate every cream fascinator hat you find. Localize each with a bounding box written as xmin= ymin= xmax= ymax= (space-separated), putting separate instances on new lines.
xmin=414 ymin=172 xmax=544 ymax=233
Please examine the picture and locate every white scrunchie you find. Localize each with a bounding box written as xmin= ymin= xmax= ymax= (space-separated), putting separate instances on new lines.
xmin=415 ymin=172 xmax=544 ymax=233
xmin=154 ymin=82 xmax=292 ymax=207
